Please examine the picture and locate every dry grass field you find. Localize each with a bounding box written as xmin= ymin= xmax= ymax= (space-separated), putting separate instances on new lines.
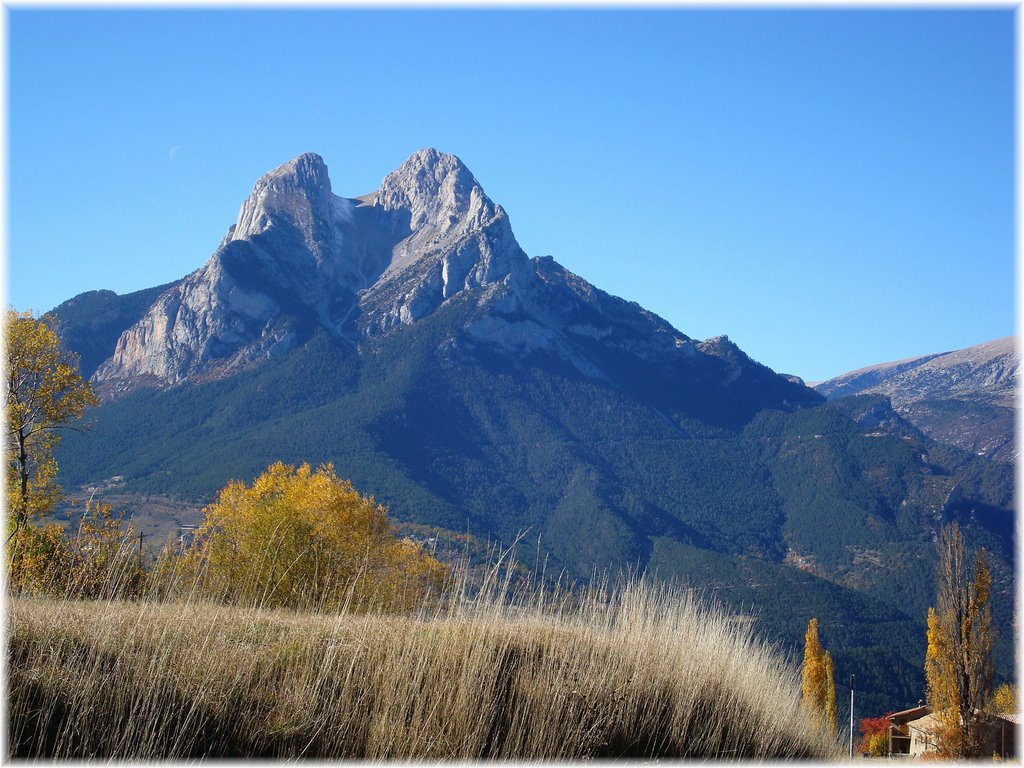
xmin=7 ymin=571 xmax=840 ymax=760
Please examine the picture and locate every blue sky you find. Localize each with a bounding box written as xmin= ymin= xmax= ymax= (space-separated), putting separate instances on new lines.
xmin=7 ymin=8 xmax=1015 ymax=382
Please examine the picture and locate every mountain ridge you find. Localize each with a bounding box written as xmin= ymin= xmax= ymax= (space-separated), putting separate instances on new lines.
xmin=815 ymin=336 xmax=1017 ymax=462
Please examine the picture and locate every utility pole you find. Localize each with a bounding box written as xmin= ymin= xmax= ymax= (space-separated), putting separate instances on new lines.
xmin=849 ymin=674 xmax=855 ymax=759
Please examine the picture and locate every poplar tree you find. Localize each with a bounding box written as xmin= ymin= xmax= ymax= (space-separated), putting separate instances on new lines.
xmin=823 ymin=651 xmax=838 ymax=735
xmin=801 ymin=617 xmax=836 ymax=734
xmin=924 ymin=523 xmax=993 ymax=757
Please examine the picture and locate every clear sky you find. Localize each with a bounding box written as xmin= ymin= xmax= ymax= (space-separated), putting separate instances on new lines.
xmin=7 ymin=8 xmax=1016 ymax=382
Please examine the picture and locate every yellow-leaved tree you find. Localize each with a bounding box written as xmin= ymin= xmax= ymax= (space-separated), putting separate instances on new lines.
xmin=823 ymin=650 xmax=838 ymax=735
xmin=924 ymin=522 xmax=993 ymax=758
xmin=801 ymin=617 xmax=837 ymax=735
xmin=189 ymin=462 xmax=445 ymax=611
xmin=990 ymin=683 xmax=1016 ymax=715
xmin=66 ymin=499 xmax=146 ymax=599
xmin=5 ymin=309 xmax=98 ymax=578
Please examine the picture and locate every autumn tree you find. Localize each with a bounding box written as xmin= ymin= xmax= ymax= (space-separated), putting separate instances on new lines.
xmin=823 ymin=650 xmax=838 ymax=735
xmin=801 ymin=617 xmax=837 ymax=734
xmin=5 ymin=309 xmax=98 ymax=547
xmin=6 ymin=519 xmax=68 ymax=595
xmin=189 ymin=462 xmax=445 ymax=611
xmin=7 ymin=498 xmax=144 ymax=599
xmin=858 ymin=715 xmax=891 ymax=757
xmin=990 ymin=683 xmax=1016 ymax=715
xmin=65 ymin=500 xmax=146 ymax=599
xmin=924 ymin=523 xmax=993 ymax=757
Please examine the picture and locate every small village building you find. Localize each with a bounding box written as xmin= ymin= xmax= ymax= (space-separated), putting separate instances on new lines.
xmin=886 ymin=705 xmax=1017 ymax=759
xmin=886 ymin=705 xmax=930 ymax=755
xmin=905 ymin=711 xmax=941 ymax=756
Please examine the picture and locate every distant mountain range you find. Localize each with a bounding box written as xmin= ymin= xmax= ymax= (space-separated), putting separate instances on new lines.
xmin=816 ymin=337 xmax=1017 ymax=463
xmin=47 ymin=150 xmax=1015 ymax=716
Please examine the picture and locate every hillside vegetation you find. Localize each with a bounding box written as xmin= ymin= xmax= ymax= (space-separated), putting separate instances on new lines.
xmin=8 ymin=574 xmax=840 ymax=760
xmin=55 ymin=317 xmax=1017 ymax=714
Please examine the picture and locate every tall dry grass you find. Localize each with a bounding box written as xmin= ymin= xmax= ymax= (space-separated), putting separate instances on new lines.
xmin=7 ymin=566 xmax=842 ymax=760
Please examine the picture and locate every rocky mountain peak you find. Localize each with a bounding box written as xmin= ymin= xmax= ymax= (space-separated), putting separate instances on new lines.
xmin=266 ymin=152 xmax=329 ymax=187
xmin=697 ymin=335 xmax=742 ymax=361
xmin=231 ymin=153 xmax=339 ymax=261
xmin=374 ymin=148 xmax=495 ymax=230
xmin=354 ymin=149 xmax=529 ymax=333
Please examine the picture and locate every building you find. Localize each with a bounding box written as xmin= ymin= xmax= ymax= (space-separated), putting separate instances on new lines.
xmin=886 ymin=705 xmax=1017 ymax=759
xmin=886 ymin=704 xmax=930 ymax=755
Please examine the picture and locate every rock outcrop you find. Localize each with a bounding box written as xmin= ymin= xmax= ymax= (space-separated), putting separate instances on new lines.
xmin=355 ymin=148 xmax=530 ymax=335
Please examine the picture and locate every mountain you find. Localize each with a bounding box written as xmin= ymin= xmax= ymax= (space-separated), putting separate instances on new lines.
xmin=815 ymin=337 xmax=1018 ymax=463
xmin=48 ymin=150 xmax=1015 ymax=716
xmin=86 ymin=149 xmax=816 ymax=428
xmin=92 ymin=151 xmax=526 ymax=393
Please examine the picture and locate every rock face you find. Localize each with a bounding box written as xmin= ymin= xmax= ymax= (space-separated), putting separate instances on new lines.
xmin=89 ymin=148 xmax=818 ymax=413
xmin=815 ymin=337 xmax=1018 ymax=462
xmin=355 ymin=149 xmax=530 ymax=335
xmin=94 ymin=154 xmax=348 ymax=391
xmin=45 ymin=282 xmax=179 ymax=380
